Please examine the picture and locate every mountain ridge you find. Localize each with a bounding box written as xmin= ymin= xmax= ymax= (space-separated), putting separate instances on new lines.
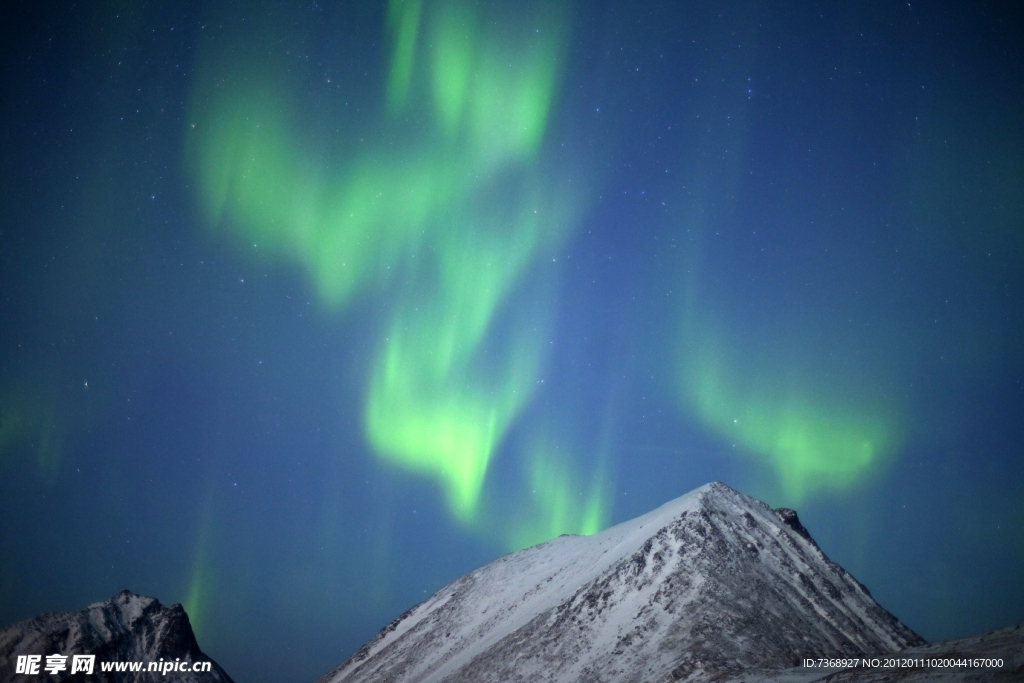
xmin=318 ymin=481 xmax=924 ymax=683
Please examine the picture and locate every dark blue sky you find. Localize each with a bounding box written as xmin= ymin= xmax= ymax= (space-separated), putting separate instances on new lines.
xmin=1 ymin=2 xmax=1021 ymax=682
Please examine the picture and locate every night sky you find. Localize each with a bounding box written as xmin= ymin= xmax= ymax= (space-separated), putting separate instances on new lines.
xmin=1 ymin=1 xmax=1022 ymax=682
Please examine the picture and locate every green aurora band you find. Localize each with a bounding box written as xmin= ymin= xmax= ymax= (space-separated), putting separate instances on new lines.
xmin=186 ymin=0 xmax=607 ymax=533
xmin=504 ymin=436 xmax=608 ymax=551
xmin=676 ymin=318 xmax=901 ymax=502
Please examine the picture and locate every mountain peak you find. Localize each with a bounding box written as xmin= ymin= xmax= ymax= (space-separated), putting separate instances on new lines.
xmin=0 ymin=590 xmax=234 ymax=682
xmin=319 ymin=482 xmax=922 ymax=683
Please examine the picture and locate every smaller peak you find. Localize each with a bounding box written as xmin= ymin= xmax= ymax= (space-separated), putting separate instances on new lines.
xmin=701 ymin=481 xmax=738 ymax=494
xmin=693 ymin=481 xmax=745 ymax=502
xmin=111 ymin=589 xmax=158 ymax=606
xmin=94 ymin=591 xmax=162 ymax=626
xmin=774 ymin=507 xmax=812 ymax=542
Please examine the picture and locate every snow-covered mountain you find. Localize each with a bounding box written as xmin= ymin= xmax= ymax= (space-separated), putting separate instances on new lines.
xmin=0 ymin=590 xmax=234 ymax=682
xmin=318 ymin=482 xmax=924 ymax=683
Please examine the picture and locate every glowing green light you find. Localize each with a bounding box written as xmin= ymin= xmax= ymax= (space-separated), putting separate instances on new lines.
xmin=183 ymin=486 xmax=216 ymax=641
xmin=186 ymin=1 xmax=575 ymax=520
xmin=386 ymin=0 xmax=422 ymax=112
xmin=430 ymin=1 xmax=476 ymax=134
xmin=365 ymin=328 xmax=534 ymax=520
xmin=678 ymin=328 xmax=900 ymax=501
xmin=464 ymin=20 xmax=563 ymax=163
xmin=505 ymin=440 xmax=609 ymax=551
xmin=183 ymin=563 xmax=208 ymax=641
xmin=188 ymin=89 xmax=467 ymax=307
xmin=365 ymin=210 xmax=551 ymax=518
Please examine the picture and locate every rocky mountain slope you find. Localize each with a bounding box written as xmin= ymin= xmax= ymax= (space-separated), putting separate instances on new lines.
xmin=0 ymin=590 xmax=234 ymax=682
xmin=318 ymin=481 xmax=924 ymax=683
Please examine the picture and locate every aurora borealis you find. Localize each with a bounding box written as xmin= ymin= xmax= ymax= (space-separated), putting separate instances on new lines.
xmin=1 ymin=2 xmax=1022 ymax=682
xmin=186 ymin=0 xmax=579 ymax=523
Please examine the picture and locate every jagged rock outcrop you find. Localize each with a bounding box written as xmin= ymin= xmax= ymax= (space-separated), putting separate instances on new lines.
xmin=0 ymin=590 xmax=234 ymax=682
xmin=318 ymin=482 xmax=924 ymax=683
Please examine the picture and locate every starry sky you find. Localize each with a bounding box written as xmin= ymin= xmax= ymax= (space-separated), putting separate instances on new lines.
xmin=1 ymin=1 xmax=1022 ymax=681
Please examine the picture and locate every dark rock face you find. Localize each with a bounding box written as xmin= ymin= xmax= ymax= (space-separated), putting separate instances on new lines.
xmin=773 ymin=507 xmax=813 ymax=544
xmin=0 ymin=590 xmax=234 ymax=682
xmin=318 ymin=482 xmax=924 ymax=683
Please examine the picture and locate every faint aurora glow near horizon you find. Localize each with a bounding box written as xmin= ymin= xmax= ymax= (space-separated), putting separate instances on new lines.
xmin=675 ymin=323 xmax=901 ymax=502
